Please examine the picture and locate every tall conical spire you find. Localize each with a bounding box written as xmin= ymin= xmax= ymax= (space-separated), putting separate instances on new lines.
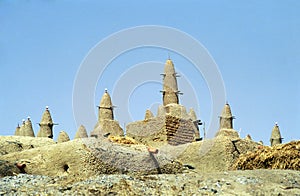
xmin=270 ymin=122 xmax=282 ymax=146
xmin=219 ymin=103 xmax=234 ymax=129
xmin=40 ymin=106 xmax=53 ymax=124
xmin=98 ymin=89 xmax=114 ymax=121
xmin=37 ymin=106 xmax=55 ymax=139
xmin=161 ymin=59 xmax=180 ymax=106
xmin=23 ymin=116 xmax=35 ymax=137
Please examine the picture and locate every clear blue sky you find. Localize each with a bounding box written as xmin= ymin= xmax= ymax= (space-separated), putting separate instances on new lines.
xmin=1 ymin=1 xmax=299 ymax=144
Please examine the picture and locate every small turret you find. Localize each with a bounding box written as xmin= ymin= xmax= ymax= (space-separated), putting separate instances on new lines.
xmin=98 ymin=89 xmax=114 ymax=121
xmin=188 ymin=108 xmax=202 ymax=139
xmin=14 ymin=124 xmax=21 ymax=136
xmin=219 ymin=103 xmax=235 ymax=130
xmin=144 ymin=109 xmax=154 ymax=120
xmin=37 ymin=106 xmax=56 ymax=139
xmin=23 ymin=116 xmax=35 ymax=137
xmin=189 ymin=108 xmax=197 ymax=121
xmin=19 ymin=119 xmax=26 ymax=136
xmin=270 ymin=122 xmax=283 ymax=146
xmin=57 ymin=131 xmax=70 ymax=143
xmin=74 ymin=125 xmax=88 ymax=139
xmin=245 ymin=134 xmax=252 ymax=141
xmin=161 ymin=59 xmax=181 ymax=106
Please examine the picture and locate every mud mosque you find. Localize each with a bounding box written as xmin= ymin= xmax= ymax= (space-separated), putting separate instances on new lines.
xmin=13 ymin=58 xmax=283 ymax=147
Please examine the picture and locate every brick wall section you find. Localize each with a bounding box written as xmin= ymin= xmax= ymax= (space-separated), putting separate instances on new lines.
xmin=126 ymin=115 xmax=198 ymax=147
xmin=165 ymin=115 xmax=196 ymax=145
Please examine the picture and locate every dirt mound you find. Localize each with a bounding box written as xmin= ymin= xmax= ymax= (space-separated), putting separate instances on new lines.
xmin=0 ymin=138 xmax=183 ymax=180
xmin=232 ymin=140 xmax=300 ymax=170
xmin=0 ymin=136 xmax=55 ymax=156
xmin=177 ymin=133 xmax=259 ymax=172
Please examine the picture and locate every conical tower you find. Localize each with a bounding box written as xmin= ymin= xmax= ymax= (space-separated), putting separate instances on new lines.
xmin=14 ymin=124 xmax=21 ymax=136
xmin=161 ymin=59 xmax=181 ymax=106
xmin=219 ymin=103 xmax=235 ymax=129
xmin=37 ymin=106 xmax=55 ymax=139
xmin=91 ymin=89 xmax=123 ymax=138
xmin=270 ymin=123 xmax=282 ymax=146
xmin=74 ymin=125 xmax=88 ymax=139
xmin=98 ymin=89 xmax=114 ymax=121
xmin=23 ymin=116 xmax=35 ymax=137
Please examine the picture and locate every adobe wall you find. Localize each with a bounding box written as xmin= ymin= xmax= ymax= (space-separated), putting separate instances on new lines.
xmin=126 ymin=115 xmax=198 ymax=147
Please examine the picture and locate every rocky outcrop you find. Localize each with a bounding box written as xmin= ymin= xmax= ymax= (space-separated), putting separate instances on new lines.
xmin=0 ymin=160 xmax=19 ymax=177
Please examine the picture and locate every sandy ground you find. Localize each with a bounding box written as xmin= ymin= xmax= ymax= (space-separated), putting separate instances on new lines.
xmin=1 ymin=169 xmax=300 ymax=195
